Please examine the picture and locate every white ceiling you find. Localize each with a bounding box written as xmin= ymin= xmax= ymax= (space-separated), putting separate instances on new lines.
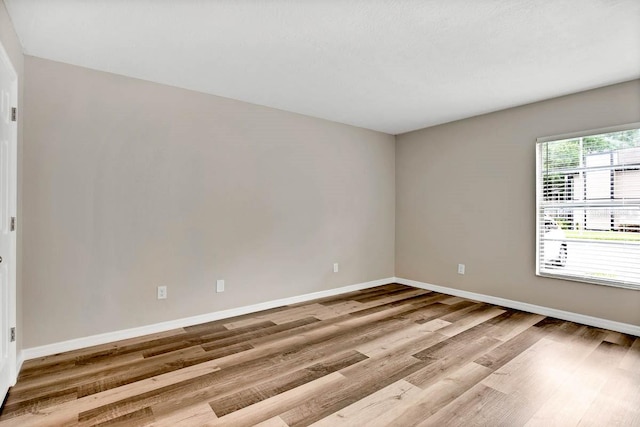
xmin=4 ymin=0 xmax=640 ymax=135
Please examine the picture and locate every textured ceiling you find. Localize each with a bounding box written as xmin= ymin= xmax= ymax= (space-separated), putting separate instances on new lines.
xmin=4 ymin=0 xmax=640 ymax=134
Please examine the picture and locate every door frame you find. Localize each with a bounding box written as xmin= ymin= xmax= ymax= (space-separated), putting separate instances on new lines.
xmin=0 ymin=40 xmax=18 ymax=388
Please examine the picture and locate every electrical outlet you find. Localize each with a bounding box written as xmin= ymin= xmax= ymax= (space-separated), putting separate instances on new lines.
xmin=216 ymin=279 xmax=225 ymax=293
xmin=333 ymin=263 xmax=339 ymax=273
xmin=457 ymin=264 xmax=465 ymax=275
xmin=157 ymin=286 xmax=167 ymax=299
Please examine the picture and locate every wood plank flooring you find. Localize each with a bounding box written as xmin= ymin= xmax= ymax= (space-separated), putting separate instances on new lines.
xmin=1 ymin=283 xmax=639 ymax=426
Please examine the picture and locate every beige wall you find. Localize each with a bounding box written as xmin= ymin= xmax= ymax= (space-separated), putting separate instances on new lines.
xmin=396 ymin=79 xmax=640 ymax=326
xmin=23 ymin=56 xmax=395 ymax=347
xmin=19 ymin=52 xmax=640 ymax=348
xmin=0 ymin=1 xmax=23 ymax=354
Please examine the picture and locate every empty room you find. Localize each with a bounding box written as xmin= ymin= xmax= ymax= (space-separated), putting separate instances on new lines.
xmin=0 ymin=1 xmax=639 ymax=426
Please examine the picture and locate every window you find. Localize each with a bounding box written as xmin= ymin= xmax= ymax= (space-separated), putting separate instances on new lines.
xmin=536 ymin=123 xmax=640 ymax=290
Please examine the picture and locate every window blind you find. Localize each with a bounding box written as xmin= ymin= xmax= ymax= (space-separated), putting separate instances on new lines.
xmin=536 ymin=124 xmax=640 ymax=290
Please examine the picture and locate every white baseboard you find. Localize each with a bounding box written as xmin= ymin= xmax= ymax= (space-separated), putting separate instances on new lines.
xmin=14 ymin=352 xmax=24 ymax=386
xmin=21 ymin=277 xmax=394 ymax=361
xmin=394 ymin=277 xmax=640 ymax=337
xmin=20 ymin=275 xmax=639 ymax=362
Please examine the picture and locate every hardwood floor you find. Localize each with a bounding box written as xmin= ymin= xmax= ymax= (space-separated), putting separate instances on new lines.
xmin=0 ymin=283 xmax=638 ymax=426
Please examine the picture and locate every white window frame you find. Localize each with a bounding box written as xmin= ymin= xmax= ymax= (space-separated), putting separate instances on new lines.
xmin=536 ymin=122 xmax=640 ymax=290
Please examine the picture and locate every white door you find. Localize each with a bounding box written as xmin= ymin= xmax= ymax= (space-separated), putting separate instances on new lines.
xmin=0 ymin=43 xmax=17 ymax=402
